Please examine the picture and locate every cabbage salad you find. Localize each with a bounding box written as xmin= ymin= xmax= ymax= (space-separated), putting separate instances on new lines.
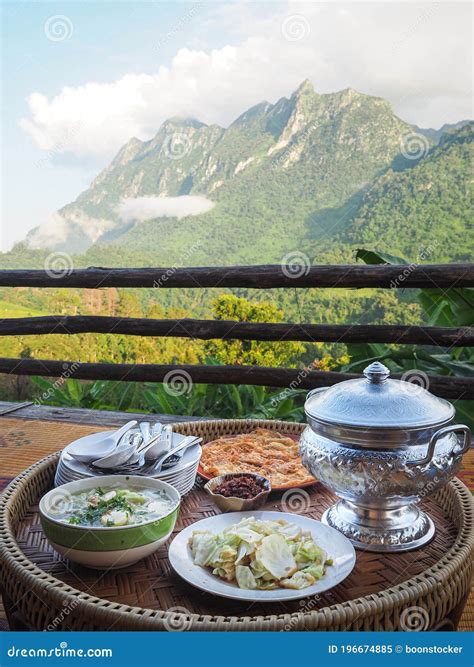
xmin=189 ymin=516 xmax=333 ymax=590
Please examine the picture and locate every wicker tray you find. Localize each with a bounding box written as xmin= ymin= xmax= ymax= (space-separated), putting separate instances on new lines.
xmin=0 ymin=419 xmax=473 ymax=631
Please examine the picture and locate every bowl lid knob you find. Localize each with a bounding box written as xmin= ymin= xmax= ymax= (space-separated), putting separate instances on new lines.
xmin=363 ymin=361 xmax=390 ymax=384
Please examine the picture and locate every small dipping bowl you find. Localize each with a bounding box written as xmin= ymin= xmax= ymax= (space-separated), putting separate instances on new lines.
xmin=204 ymin=472 xmax=271 ymax=512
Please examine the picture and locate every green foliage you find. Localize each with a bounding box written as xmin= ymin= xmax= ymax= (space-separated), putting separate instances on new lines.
xmin=348 ymin=124 xmax=473 ymax=262
xmin=417 ymin=288 xmax=474 ymax=327
xmin=29 ymin=377 xmax=306 ymax=422
xmin=144 ymin=383 xmax=305 ymax=420
xmin=205 ymin=294 xmax=305 ymax=366
xmin=0 ymin=284 xmax=417 ymax=372
xmin=31 ymin=377 xmax=146 ymax=411
xmin=354 ymin=249 xmax=409 ymax=266
xmin=351 ymin=249 xmax=474 ymax=427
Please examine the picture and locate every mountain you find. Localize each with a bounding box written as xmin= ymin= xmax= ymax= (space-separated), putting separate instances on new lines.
xmin=416 ymin=120 xmax=472 ymax=144
xmin=346 ymin=122 xmax=474 ymax=262
xmin=23 ymin=80 xmax=472 ymax=265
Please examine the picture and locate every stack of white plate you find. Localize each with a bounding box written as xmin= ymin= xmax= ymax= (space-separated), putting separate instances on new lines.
xmin=54 ymin=433 xmax=202 ymax=496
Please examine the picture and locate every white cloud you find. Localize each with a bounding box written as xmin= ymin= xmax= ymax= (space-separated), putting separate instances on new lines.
xmin=19 ymin=2 xmax=472 ymax=163
xmin=27 ymin=211 xmax=115 ymax=249
xmin=116 ymin=196 xmax=215 ymax=222
xmin=26 ymin=213 xmax=71 ymax=248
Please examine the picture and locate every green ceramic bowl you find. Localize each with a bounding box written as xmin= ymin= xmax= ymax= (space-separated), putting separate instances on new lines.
xmin=39 ymin=475 xmax=181 ymax=569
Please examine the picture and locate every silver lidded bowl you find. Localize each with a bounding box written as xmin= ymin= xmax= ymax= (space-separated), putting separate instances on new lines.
xmin=299 ymin=361 xmax=471 ymax=552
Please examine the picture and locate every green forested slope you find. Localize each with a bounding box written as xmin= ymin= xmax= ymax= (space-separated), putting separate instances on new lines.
xmin=344 ymin=123 xmax=473 ymax=261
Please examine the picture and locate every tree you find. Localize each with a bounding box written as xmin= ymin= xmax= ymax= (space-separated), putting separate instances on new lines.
xmin=204 ymin=294 xmax=305 ymax=366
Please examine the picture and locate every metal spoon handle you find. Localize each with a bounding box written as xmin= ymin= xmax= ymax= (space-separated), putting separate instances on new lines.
xmin=114 ymin=420 xmax=139 ymax=447
xmin=162 ymin=424 xmax=173 ymax=452
xmin=115 ymin=420 xmax=138 ymax=439
xmin=153 ymin=437 xmax=200 ymax=471
xmin=136 ymin=431 xmax=164 ymax=456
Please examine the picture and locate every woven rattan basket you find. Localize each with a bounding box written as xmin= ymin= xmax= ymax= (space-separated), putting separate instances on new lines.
xmin=0 ymin=419 xmax=473 ymax=631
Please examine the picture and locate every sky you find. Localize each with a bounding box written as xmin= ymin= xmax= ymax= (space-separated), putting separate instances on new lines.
xmin=1 ymin=0 xmax=472 ymax=251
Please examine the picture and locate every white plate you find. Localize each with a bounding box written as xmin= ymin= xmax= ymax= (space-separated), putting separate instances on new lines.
xmin=55 ymin=434 xmax=201 ymax=495
xmin=168 ymin=511 xmax=356 ymax=602
xmin=55 ymin=457 xmax=200 ymax=494
xmin=57 ymin=460 xmax=196 ymax=480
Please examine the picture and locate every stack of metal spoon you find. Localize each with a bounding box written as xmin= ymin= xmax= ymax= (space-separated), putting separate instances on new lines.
xmin=68 ymin=421 xmax=201 ymax=474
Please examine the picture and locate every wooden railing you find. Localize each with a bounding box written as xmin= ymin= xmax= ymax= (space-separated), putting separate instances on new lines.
xmin=0 ymin=264 xmax=472 ymax=288
xmin=0 ymin=264 xmax=473 ymax=400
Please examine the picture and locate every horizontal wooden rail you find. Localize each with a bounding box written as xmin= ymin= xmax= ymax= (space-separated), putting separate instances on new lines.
xmin=0 ymin=316 xmax=472 ymax=347
xmin=1 ymin=264 xmax=473 ymax=289
xmin=0 ymin=358 xmax=471 ymax=399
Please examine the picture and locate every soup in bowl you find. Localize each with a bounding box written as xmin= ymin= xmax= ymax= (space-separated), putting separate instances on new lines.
xmin=39 ymin=475 xmax=181 ymax=569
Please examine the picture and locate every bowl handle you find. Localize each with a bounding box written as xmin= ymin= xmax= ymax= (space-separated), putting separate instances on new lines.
xmin=408 ymin=424 xmax=471 ymax=467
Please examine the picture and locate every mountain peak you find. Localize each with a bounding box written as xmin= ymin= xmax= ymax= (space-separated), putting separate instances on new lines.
xmin=109 ymin=136 xmax=144 ymax=168
xmin=339 ymin=87 xmax=358 ymax=96
xmin=231 ymin=100 xmax=273 ymax=127
xmin=36 ymin=81 xmax=469 ymax=260
xmin=162 ymin=117 xmax=207 ymax=130
xmin=294 ymin=79 xmax=315 ymax=97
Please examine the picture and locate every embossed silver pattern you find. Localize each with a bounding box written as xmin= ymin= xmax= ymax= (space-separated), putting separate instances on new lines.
xmin=300 ymin=363 xmax=471 ymax=552
xmin=321 ymin=504 xmax=435 ymax=552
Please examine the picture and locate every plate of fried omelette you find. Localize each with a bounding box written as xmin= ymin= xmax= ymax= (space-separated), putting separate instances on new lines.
xmin=197 ymin=428 xmax=316 ymax=490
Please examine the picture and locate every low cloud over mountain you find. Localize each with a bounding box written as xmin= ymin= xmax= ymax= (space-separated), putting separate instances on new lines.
xmin=116 ymin=196 xmax=215 ymax=223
